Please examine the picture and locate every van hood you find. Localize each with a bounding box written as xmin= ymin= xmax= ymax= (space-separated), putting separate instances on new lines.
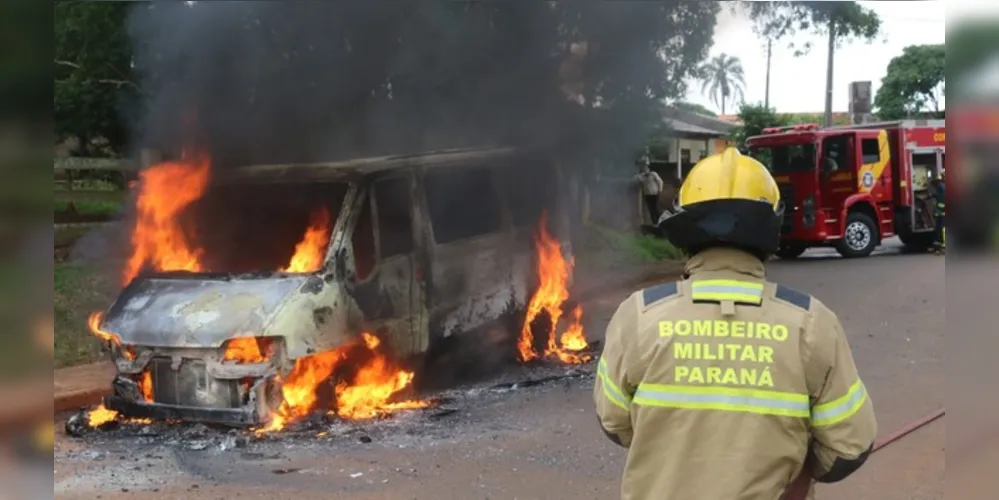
xmin=101 ymin=275 xmax=315 ymax=348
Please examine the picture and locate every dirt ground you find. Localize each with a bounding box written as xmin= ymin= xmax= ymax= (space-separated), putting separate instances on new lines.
xmin=53 ymin=239 xmax=947 ymax=500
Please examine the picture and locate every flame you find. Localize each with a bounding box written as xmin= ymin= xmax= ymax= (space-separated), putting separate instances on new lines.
xmin=86 ymin=151 xmax=415 ymax=429
xmin=139 ymin=371 xmax=154 ymax=402
xmin=334 ymin=333 xmax=429 ymax=420
xmin=86 ymin=404 xmax=119 ymax=427
xmin=122 ymin=153 xmax=211 ymax=286
xmin=256 ymin=332 xmax=429 ymax=433
xmin=282 ymin=209 xmax=332 ymax=273
xmin=87 ymin=311 xmax=119 ymax=345
xmin=87 ymin=312 xmax=135 ymax=361
xmin=222 ymin=337 xmax=272 ymax=364
xmin=517 ymin=212 xmax=591 ymax=364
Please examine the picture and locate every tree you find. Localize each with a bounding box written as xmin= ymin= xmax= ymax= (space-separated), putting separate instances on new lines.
xmin=699 ymin=54 xmax=745 ymax=115
xmin=729 ymin=102 xmax=789 ymax=150
xmin=54 ymin=1 xmax=137 ymax=156
xmin=738 ymin=1 xmax=881 ymax=126
xmin=740 ymin=2 xmax=881 ymax=55
xmin=874 ymin=44 xmax=945 ymax=120
xmin=673 ymin=101 xmax=718 ymax=117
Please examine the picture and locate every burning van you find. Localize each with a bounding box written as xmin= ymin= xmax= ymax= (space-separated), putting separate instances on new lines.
xmin=90 ymin=147 xmax=575 ymax=427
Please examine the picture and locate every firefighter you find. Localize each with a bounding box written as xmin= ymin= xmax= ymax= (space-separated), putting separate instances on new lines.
xmin=593 ymin=148 xmax=877 ymax=500
xmin=929 ymin=177 xmax=945 ymax=254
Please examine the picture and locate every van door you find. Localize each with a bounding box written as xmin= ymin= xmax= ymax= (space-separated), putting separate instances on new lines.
xmin=421 ymin=165 xmax=515 ymax=341
xmin=345 ymin=173 xmax=427 ymax=358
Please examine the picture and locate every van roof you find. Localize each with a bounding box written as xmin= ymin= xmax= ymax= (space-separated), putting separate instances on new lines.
xmin=222 ymin=146 xmax=520 ymax=182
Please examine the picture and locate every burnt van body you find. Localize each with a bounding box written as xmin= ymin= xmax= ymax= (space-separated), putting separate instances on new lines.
xmin=98 ymin=147 xmax=573 ymax=425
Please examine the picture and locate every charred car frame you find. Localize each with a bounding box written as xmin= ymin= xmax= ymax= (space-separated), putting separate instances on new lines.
xmin=97 ymin=147 xmax=574 ymax=426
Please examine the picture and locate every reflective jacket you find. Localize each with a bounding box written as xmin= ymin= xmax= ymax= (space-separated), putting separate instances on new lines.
xmin=594 ymin=247 xmax=877 ymax=500
xmin=933 ymin=182 xmax=946 ymax=216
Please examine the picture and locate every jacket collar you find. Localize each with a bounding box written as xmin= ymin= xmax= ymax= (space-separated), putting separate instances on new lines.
xmin=683 ymin=247 xmax=766 ymax=280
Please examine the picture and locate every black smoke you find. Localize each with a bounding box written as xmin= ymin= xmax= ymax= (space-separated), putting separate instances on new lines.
xmin=125 ymin=1 xmax=719 ymax=168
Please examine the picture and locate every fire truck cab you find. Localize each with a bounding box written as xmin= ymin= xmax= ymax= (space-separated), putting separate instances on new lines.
xmin=746 ymin=120 xmax=946 ymax=258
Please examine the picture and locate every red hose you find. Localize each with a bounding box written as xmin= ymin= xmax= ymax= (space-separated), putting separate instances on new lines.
xmin=873 ymin=407 xmax=945 ymax=452
xmin=782 ymin=407 xmax=945 ymax=500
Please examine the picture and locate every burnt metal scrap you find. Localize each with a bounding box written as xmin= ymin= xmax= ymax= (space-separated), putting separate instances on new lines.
xmin=68 ymin=360 xmax=593 ymax=452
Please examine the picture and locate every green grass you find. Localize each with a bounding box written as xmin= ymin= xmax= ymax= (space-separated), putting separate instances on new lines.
xmin=53 ymin=199 xmax=123 ymax=217
xmin=54 ymin=178 xmax=123 ymax=192
xmin=53 ymin=263 xmax=117 ymax=368
xmin=578 ymin=223 xmax=685 ymax=270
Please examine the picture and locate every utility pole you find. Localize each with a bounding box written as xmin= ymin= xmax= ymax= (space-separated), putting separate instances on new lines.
xmin=764 ymin=38 xmax=772 ymax=109
xmin=823 ymin=20 xmax=836 ymax=127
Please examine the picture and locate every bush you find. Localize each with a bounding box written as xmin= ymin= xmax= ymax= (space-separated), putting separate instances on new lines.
xmin=580 ymin=223 xmax=684 ymax=267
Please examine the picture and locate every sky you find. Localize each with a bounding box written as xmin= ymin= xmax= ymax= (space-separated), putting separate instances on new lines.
xmin=687 ymin=1 xmax=955 ymax=115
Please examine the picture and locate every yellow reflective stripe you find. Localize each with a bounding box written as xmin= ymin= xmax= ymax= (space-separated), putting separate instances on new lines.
xmin=811 ymin=380 xmax=868 ymax=427
xmin=633 ymin=383 xmax=810 ymax=418
xmin=597 ymin=357 xmax=632 ymax=411
xmin=691 ymin=279 xmax=764 ymax=305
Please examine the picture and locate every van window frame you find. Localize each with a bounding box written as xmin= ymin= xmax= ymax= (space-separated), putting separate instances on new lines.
xmin=371 ymin=172 xmax=417 ymax=261
xmin=422 ymin=164 xmax=507 ymax=245
xmin=498 ymin=158 xmax=559 ymax=229
xmin=347 ymin=187 xmax=378 ymax=283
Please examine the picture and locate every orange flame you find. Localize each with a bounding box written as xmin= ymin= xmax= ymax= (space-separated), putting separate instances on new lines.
xmin=517 ymin=212 xmax=591 ymax=364
xmin=87 ymin=312 xmax=135 ymax=361
xmin=138 ymin=371 xmax=154 ymax=402
xmin=87 ymin=152 xmax=411 ymax=429
xmin=282 ymin=209 xmax=332 ymax=273
xmin=257 ymin=332 xmax=429 ymax=433
xmin=222 ymin=337 xmax=272 ymax=364
xmin=86 ymin=404 xmax=119 ymax=427
xmin=122 ymin=153 xmax=211 ymax=286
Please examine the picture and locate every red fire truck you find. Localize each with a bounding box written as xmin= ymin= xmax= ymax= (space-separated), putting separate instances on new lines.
xmin=745 ymin=120 xmax=946 ymax=258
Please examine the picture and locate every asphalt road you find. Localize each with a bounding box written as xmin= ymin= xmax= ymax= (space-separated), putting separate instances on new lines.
xmin=53 ymin=239 xmax=945 ymax=500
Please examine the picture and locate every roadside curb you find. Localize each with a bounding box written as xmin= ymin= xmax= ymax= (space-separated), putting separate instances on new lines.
xmin=50 ymin=260 xmax=686 ymax=414
xmin=54 ymin=361 xmax=115 ymax=414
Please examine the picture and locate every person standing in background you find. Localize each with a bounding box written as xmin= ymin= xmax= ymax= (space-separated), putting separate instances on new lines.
xmin=634 ymin=156 xmax=664 ymax=223
xmin=929 ymin=176 xmax=945 ymax=254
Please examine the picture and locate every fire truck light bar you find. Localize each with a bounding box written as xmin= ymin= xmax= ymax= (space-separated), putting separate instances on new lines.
xmin=762 ymin=123 xmax=820 ymax=134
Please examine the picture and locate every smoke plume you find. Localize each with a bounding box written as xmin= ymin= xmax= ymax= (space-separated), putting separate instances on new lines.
xmin=125 ymin=1 xmax=718 ymax=168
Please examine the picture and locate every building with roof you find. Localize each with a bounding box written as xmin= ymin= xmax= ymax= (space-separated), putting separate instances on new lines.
xmin=651 ymin=108 xmax=739 ymax=181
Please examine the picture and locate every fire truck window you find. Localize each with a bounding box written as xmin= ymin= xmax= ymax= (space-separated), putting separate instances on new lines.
xmin=751 ymin=144 xmax=816 ymax=173
xmin=351 ymin=195 xmax=376 ymax=280
xmin=821 ymin=136 xmax=853 ymax=172
xmin=861 ymin=139 xmax=880 ymax=164
xmin=374 ymin=176 xmax=414 ymax=259
xmin=425 ymin=167 xmax=503 ymax=244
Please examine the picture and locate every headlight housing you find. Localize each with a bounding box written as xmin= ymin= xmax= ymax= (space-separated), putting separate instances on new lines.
xmin=221 ymin=337 xmax=278 ymax=364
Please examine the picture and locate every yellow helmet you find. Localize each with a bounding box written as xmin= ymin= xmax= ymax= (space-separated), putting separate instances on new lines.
xmin=678 ymin=148 xmax=781 ymax=209
xmin=660 ymin=148 xmax=784 ymax=259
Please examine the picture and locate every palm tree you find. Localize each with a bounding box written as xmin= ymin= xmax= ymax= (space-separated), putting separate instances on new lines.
xmin=699 ymin=54 xmax=746 ymax=115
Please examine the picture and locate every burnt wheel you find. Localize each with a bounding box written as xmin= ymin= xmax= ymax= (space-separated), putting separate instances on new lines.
xmin=836 ymin=212 xmax=879 ymax=258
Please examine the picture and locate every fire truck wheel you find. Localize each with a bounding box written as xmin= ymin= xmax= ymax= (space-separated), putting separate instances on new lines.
xmin=836 ymin=212 xmax=879 ymax=258
xmin=775 ymin=245 xmax=807 ymax=259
